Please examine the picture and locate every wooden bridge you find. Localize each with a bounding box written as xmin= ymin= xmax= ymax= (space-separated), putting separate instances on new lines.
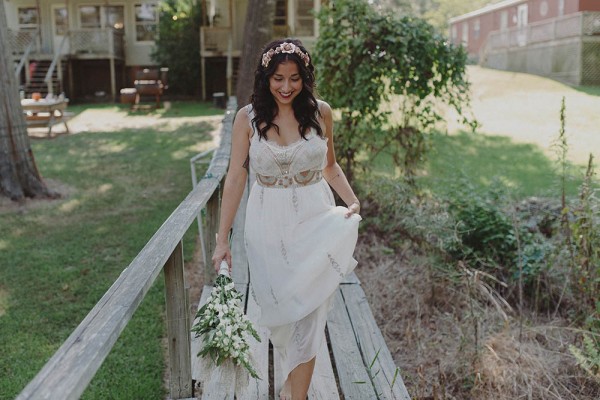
xmin=17 ymin=98 xmax=410 ymax=400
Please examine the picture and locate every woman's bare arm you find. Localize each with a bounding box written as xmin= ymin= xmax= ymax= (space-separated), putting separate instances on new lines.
xmin=319 ymin=101 xmax=360 ymax=217
xmin=212 ymin=107 xmax=251 ymax=270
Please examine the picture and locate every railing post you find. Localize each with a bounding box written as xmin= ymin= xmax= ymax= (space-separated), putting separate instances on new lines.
xmin=204 ymin=180 xmax=222 ymax=284
xmin=164 ymin=240 xmax=193 ymax=399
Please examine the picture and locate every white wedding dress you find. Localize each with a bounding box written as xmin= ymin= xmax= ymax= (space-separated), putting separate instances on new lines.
xmin=243 ymin=104 xmax=361 ymax=384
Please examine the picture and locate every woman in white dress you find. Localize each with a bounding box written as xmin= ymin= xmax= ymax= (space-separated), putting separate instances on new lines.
xmin=212 ymin=38 xmax=361 ymax=399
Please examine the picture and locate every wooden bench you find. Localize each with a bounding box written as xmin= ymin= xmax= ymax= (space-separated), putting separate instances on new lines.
xmin=21 ymin=98 xmax=70 ymax=136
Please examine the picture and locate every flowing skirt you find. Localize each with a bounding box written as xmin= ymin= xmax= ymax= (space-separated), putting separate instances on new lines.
xmin=245 ymin=178 xmax=361 ymax=381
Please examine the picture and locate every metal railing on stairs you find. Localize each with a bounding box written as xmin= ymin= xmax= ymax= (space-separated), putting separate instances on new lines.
xmin=13 ymin=29 xmax=40 ymax=86
xmin=44 ymin=34 xmax=69 ymax=96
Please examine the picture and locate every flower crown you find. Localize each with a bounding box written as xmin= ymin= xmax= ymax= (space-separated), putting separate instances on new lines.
xmin=261 ymin=42 xmax=310 ymax=68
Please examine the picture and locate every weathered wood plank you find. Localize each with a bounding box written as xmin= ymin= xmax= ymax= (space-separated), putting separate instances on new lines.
xmin=273 ymin=329 xmax=339 ymax=399
xmin=340 ymin=284 xmax=411 ymax=400
xmin=308 ymin=336 xmax=340 ymax=399
xmin=164 ymin=241 xmax=193 ymax=398
xmin=194 ymin=283 xmax=248 ymax=400
xmin=236 ymin=286 xmax=269 ymax=399
xmin=16 ymin=101 xmax=237 ymax=400
xmin=342 ymin=271 xmax=361 ymax=285
xmin=230 ymin=179 xmax=249 ymax=286
xmin=191 ymin=286 xmax=213 ymax=385
xmin=327 ymin=289 xmax=378 ymax=399
xmin=205 ymin=187 xmax=221 ymax=284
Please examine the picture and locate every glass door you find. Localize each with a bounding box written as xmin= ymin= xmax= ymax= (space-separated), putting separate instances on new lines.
xmin=51 ymin=5 xmax=69 ymax=55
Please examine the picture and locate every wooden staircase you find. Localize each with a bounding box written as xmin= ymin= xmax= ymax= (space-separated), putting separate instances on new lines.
xmin=21 ymin=58 xmax=66 ymax=97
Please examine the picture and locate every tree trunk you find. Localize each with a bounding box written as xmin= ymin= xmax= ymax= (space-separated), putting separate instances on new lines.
xmin=0 ymin=0 xmax=54 ymax=201
xmin=235 ymin=0 xmax=276 ymax=108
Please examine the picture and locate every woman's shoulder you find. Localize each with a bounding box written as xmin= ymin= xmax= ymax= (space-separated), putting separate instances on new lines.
xmin=235 ymin=104 xmax=253 ymax=122
xmin=316 ymin=99 xmax=332 ymax=119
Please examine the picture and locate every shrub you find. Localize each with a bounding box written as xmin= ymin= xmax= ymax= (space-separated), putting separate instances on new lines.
xmin=151 ymin=0 xmax=202 ymax=96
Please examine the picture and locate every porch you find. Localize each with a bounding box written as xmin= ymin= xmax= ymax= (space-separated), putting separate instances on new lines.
xmin=10 ymin=28 xmax=125 ymax=100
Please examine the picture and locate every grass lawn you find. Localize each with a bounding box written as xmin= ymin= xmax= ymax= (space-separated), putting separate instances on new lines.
xmin=67 ymin=100 xmax=225 ymax=118
xmin=364 ymin=130 xmax=584 ymax=199
xmin=0 ymin=103 xmax=221 ymax=399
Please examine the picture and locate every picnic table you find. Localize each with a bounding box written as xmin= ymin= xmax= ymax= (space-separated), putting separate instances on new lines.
xmin=21 ymin=98 xmax=70 ymax=136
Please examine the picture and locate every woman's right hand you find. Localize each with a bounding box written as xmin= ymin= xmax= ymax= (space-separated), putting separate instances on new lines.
xmin=212 ymin=241 xmax=232 ymax=274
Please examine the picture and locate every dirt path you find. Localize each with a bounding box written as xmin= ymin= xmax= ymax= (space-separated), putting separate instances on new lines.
xmin=29 ymin=102 xmax=223 ymax=149
xmin=449 ymin=66 xmax=600 ymax=165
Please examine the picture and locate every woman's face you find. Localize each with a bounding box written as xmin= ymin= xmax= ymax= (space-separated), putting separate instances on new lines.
xmin=269 ymin=61 xmax=303 ymax=107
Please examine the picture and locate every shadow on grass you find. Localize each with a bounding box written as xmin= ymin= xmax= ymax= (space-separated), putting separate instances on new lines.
xmin=367 ymin=131 xmax=584 ymax=198
xmin=66 ymin=101 xmax=224 ymax=119
xmin=422 ymin=131 xmax=583 ymax=198
xmin=572 ymin=85 xmax=600 ymax=97
xmin=0 ymin=119 xmax=216 ymax=399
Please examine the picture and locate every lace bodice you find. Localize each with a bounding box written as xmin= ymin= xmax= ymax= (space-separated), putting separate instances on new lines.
xmin=247 ymin=105 xmax=328 ymax=177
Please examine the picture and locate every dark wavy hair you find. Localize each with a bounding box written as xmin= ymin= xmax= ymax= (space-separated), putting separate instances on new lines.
xmin=250 ymin=38 xmax=323 ymax=141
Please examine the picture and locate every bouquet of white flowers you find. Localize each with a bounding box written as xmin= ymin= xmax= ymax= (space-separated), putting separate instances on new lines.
xmin=192 ymin=261 xmax=261 ymax=386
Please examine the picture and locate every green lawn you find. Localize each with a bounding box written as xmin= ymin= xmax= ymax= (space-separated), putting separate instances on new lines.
xmin=364 ymin=131 xmax=584 ymax=199
xmin=0 ymin=103 xmax=221 ymax=399
xmin=67 ymin=100 xmax=225 ymax=119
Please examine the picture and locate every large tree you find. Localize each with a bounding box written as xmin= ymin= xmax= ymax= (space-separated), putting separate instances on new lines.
xmin=0 ymin=0 xmax=54 ymax=201
xmin=235 ymin=0 xmax=276 ymax=107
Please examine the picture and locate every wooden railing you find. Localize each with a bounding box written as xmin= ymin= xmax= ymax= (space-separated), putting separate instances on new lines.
xmin=44 ymin=35 xmax=69 ymax=95
xmin=14 ymin=30 xmax=39 ymax=83
xmin=17 ymin=98 xmax=237 ymax=400
xmin=69 ymin=28 xmax=124 ymax=58
xmin=486 ymin=11 xmax=600 ymax=51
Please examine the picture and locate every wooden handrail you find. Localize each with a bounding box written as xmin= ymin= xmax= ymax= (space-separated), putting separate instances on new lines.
xmin=44 ymin=34 xmax=70 ymax=95
xmin=17 ymin=98 xmax=237 ymax=400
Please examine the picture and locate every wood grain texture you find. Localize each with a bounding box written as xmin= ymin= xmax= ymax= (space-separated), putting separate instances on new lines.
xmin=308 ymin=336 xmax=340 ymax=399
xmin=164 ymin=241 xmax=193 ymax=398
xmin=341 ymin=271 xmax=361 ymax=285
xmin=230 ymin=179 xmax=249 ymax=286
xmin=273 ymin=327 xmax=340 ymax=399
xmin=341 ymin=284 xmax=411 ymax=400
xmin=327 ymin=289 xmax=377 ymax=399
xmin=191 ymin=286 xmax=213 ymax=384
xmin=236 ymin=286 xmax=269 ymax=399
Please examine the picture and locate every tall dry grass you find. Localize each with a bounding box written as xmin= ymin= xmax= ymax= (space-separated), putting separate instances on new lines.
xmin=355 ymin=234 xmax=600 ymax=399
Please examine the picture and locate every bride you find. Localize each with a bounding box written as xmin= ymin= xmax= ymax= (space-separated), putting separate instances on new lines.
xmin=212 ymin=38 xmax=361 ymax=399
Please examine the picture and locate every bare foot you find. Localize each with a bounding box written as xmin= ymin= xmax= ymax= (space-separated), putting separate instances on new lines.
xmin=279 ymin=377 xmax=292 ymax=400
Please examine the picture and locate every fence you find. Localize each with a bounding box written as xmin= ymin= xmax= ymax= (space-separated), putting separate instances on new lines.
xmin=482 ymin=12 xmax=600 ymax=86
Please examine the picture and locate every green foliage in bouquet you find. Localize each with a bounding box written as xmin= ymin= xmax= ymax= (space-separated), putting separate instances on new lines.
xmin=191 ymin=274 xmax=261 ymax=379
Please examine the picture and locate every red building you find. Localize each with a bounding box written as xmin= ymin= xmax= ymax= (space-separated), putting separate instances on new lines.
xmin=448 ymin=0 xmax=600 ymax=85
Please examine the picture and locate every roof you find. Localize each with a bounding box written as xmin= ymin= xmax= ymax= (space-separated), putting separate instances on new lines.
xmin=448 ymin=0 xmax=526 ymax=23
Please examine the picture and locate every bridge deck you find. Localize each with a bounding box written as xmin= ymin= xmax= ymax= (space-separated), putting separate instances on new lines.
xmin=191 ymin=181 xmax=410 ymax=399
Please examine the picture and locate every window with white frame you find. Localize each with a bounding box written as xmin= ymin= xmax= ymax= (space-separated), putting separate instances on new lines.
xmin=79 ymin=6 xmax=124 ymax=30
xmin=54 ymin=8 xmax=68 ymax=35
xmin=295 ymin=0 xmax=315 ymax=37
xmin=462 ymin=22 xmax=469 ymax=45
xmin=274 ymin=0 xmax=288 ymax=35
xmin=558 ymin=0 xmax=565 ymax=17
xmin=18 ymin=7 xmax=39 ymax=30
xmin=500 ymin=10 xmax=508 ymax=30
xmin=79 ymin=6 xmax=101 ymax=28
xmin=473 ymin=19 xmax=480 ymax=40
xmin=135 ymin=3 xmax=158 ymax=42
